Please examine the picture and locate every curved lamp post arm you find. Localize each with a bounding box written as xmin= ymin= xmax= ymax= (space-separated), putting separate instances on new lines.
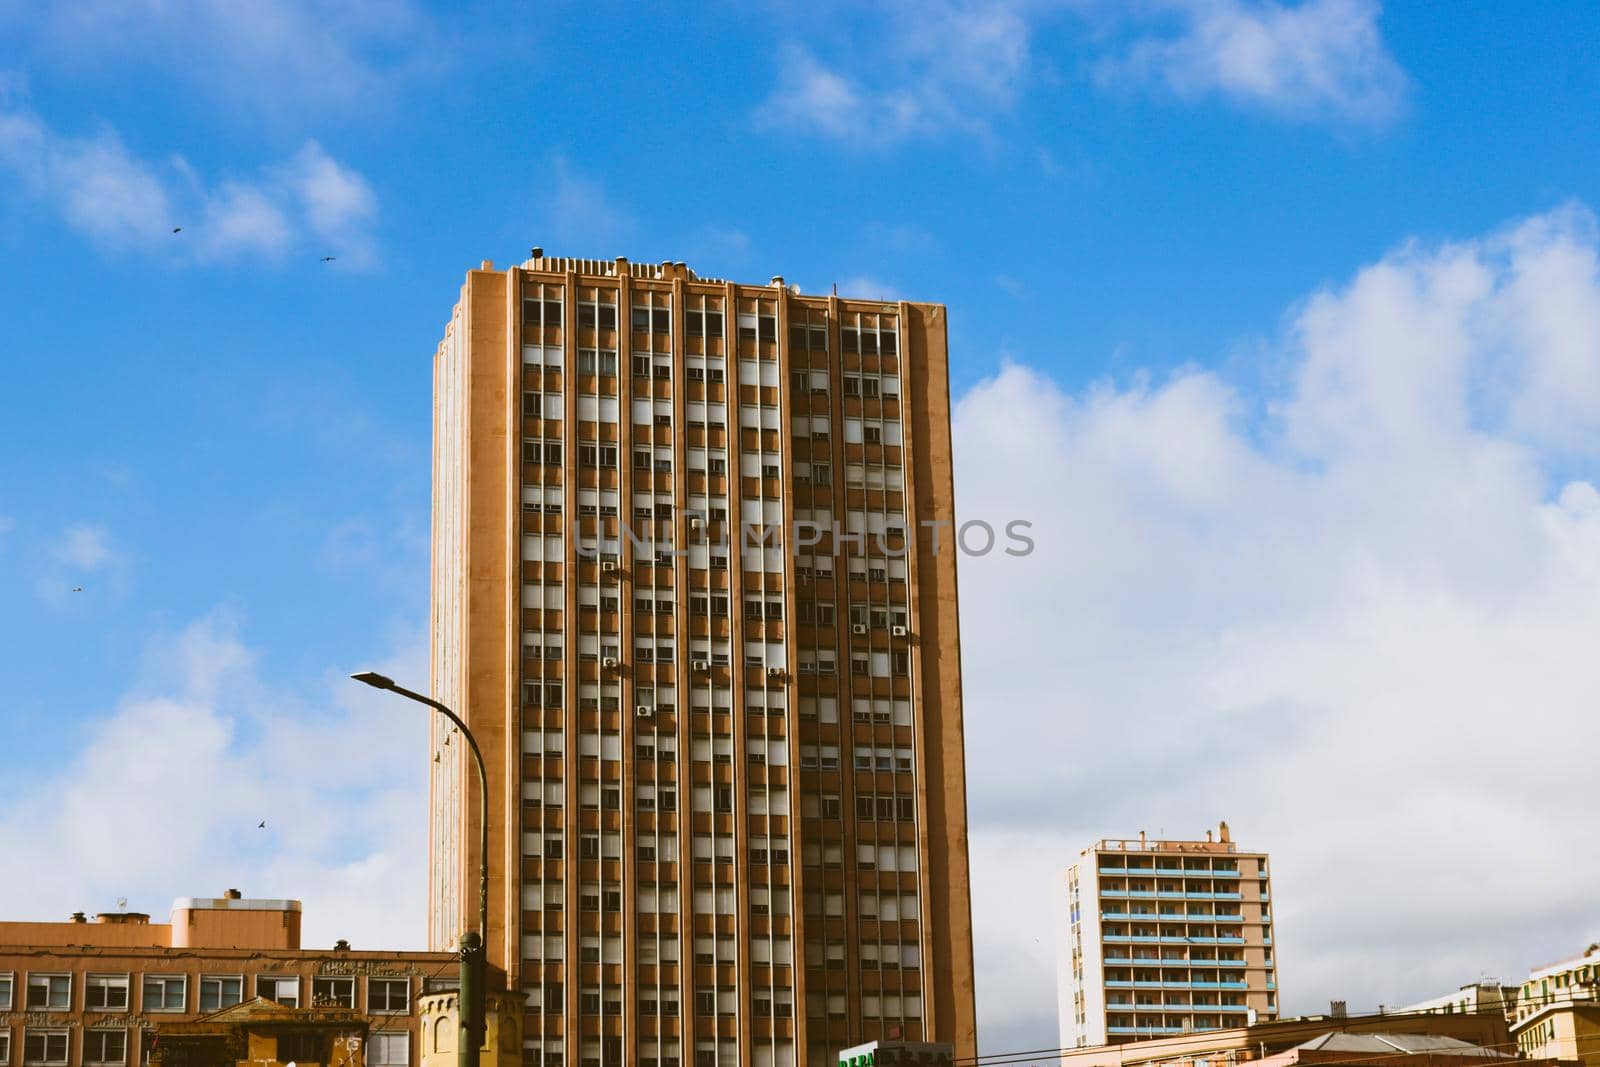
xmin=368 ymin=676 xmax=489 ymax=946
xmin=351 ymin=671 xmax=489 ymax=1067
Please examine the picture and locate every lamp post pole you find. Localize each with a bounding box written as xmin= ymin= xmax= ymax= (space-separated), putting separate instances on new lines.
xmin=352 ymin=672 xmax=487 ymax=1067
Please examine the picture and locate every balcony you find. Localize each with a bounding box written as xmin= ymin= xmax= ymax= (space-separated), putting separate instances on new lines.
xmin=1103 ymin=957 xmax=1243 ymax=967
xmin=1104 ymin=935 xmax=1246 ymax=945
xmin=1099 ymin=866 xmax=1242 ymax=878
xmin=1108 ymin=1026 xmax=1187 ymax=1036
xmin=1101 ymin=889 xmax=1243 ymax=901
xmin=1105 ymin=980 xmax=1250 ymax=990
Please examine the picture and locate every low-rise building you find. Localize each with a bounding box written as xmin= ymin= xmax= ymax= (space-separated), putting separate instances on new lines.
xmin=1255 ymin=1031 xmax=1558 ymax=1067
xmin=0 ymin=891 xmax=458 ymax=1067
xmin=149 ymin=998 xmax=370 ymax=1067
xmin=1051 ymin=1007 xmax=1512 ymax=1067
xmin=1512 ymin=1003 xmax=1600 ymax=1066
xmin=1519 ymin=946 xmax=1600 ymax=1023
xmin=1396 ymin=983 xmax=1520 ymax=1024
xmin=1510 ymin=945 xmax=1600 ymax=1067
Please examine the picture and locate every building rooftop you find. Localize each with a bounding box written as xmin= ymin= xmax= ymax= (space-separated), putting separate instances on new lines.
xmin=1293 ymin=1034 xmax=1501 ymax=1056
xmin=1087 ymin=822 xmax=1261 ymax=855
xmin=1527 ymin=943 xmax=1600 ymax=979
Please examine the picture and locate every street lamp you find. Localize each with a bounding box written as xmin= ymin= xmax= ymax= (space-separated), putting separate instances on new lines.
xmin=352 ymin=671 xmax=487 ymax=1067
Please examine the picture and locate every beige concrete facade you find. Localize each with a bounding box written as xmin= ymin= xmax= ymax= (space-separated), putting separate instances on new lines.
xmin=429 ymin=258 xmax=977 ymax=1067
xmin=1513 ymin=946 xmax=1600 ymax=1067
xmin=1397 ymin=982 xmax=1520 ymax=1024
xmin=1056 ymin=825 xmax=1277 ymax=1049
xmin=1514 ymin=1004 xmax=1600 ymax=1066
xmin=0 ymin=893 xmax=457 ymax=1067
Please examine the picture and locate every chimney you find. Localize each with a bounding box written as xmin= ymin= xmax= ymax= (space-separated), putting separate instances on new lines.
xmin=223 ymin=888 xmax=242 ymax=900
xmin=334 ymin=939 xmax=352 ymax=952
xmin=480 ymin=260 xmax=493 ymax=271
xmin=530 ymin=246 xmax=543 ymax=259
xmin=1206 ymin=829 xmax=1214 ymax=843
xmin=1218 ymin=821 xmax=1232 ymax=844
xmin=1138 ymin=830 xmax=1147 ymax=847
xmin=71 ymin=912 xmax=87 ymax=923
xmin=771 ymin=275 xmax=785 ymax=288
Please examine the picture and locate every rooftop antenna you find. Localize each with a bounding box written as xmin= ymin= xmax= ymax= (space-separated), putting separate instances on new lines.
xmin=832 ymin=282 xmax=838 ymax=297
xmin=116 ymin=897 xmax=127 ymax=912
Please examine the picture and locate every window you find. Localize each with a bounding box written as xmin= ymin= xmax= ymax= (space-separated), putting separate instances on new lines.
xmin=0 ymin=1031 xmax=8 ymax=1067
xmin=632 ymin=307 xmax=671 ymax=334
xmin=576 ymin=349 xmax=619 ymax=376
xmin=196 ymin=975 xmax=242 ymax=1013
xmin=257 ymin=975 xmax=299 ymax=1007
xmin=278 ymin=1034 xmax=323 ymax=1064
xmin=0 ymin=973 xmax=11 ymax=1010
xmin=522 ymin=439 xmax=561 ymax=465
xmin=370 ymin=1033 xmax=411 ymax=1067
xmin=142 ymin=975 xmax=187 ymax=1013
xmin=523 ymin=298 xmax=563 ymax=329
xmin=26 ymin=974 xmax=70 ymax=1011
xmin=369 ymin=978 xmax=410 ymax=1013
xmin=84 ymin=1031 xmax=126 ymax=1066
xmin=22 ymin=1031 xmax=67 ymax=1067
xmin=577 ymin=302 xmax=618 ymax=330
xmin=687 ymin=310 xmax=723 ymax=338
xmin=86 ymin=974 xmax=129 ymax=1010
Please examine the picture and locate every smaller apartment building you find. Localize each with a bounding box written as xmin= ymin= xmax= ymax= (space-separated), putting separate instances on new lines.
xmin=1056 ymin=824 xmax=1278 ymax=1049
xmin=0 ymin=892 xmax=455 ymax=1067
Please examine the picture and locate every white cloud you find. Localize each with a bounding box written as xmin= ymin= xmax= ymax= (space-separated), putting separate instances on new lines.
xmin=1 ymin=0 xmax=433 ymax=119
xmin=0 ymin=613 xmax=429 ymax=950
xmin=1101 ymin=0 xmax=1408 ymax=122
xmin=544 ymin=155 xmax=632 ymax=249
xmin=956 ymin=205 xmax=1600 ymax=1053
xmin=0 ymin=103 xmax=378 ymax=263
xmin=756 ymin=3 xmax=1030 ymax=146
xmin=835 ymin=276 xmax=904 ymax=302
xmin=0 ymin=109 xmax=173 ymax=247
xmin=756 ymin=0 xmax=1407 ymax=144
xmin=285 ymin=141 xmax=379 ymax=254
xmin=54 ymin=524 xmax=120 ymax=571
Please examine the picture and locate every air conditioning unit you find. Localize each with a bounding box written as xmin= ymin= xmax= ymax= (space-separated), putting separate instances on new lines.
xmin=891 ymin=625 xmax=909 ymax=637
xmin=689 ymin=514 xmax=704 ymax=528
xmin=635 ymin=705 xmax=654 ymax=718
xmin=601 ymin=657 xmax=619 ymax=669
xmin=692 ymin=659 xmax=710 ymax=672
xmin=600 ymin=560 xmax=618 ymax=573
xmin=850 ymin=623 xmax=867 ymax=635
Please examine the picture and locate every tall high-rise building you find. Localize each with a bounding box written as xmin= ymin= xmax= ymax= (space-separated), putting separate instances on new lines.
xmin=1055 ymin=824 xmax=1278 ymax=1049
xmin=429 ymin=256 xmax=977 ymax=1067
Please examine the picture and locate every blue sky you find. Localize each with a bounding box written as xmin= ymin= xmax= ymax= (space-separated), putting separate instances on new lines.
xmin=5 ymin=0 xmax=1600 ymax=1055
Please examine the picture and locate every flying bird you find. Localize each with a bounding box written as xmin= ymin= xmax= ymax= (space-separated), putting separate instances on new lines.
xmin=172 ymin=227 xmax=182 ymax=234
xmin=320 ymin=256 xmax=336 ymax=263
xmin=258 ymin=821 xmax=267 ymax=829
xmin=72 ymin=586 xmax=83 ymax=593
